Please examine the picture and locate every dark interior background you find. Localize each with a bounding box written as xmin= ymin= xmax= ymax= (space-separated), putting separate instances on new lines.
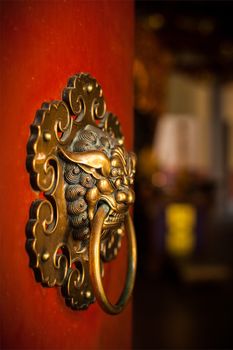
xmin=133 ymin=1 xmax=233 ymax=348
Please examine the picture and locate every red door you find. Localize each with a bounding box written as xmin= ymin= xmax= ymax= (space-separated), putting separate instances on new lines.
xmin=1 ymin=1 xmax=134 ymax=348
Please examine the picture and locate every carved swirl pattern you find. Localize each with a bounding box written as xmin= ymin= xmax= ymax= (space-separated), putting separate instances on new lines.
xmin=26 ymin=73 xmax=135 ymax=310
xmin=63 ymin=73 xmax=106 ymax=126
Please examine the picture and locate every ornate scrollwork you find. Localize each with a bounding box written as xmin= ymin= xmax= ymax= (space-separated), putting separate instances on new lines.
xmin=26 ymin=73 xmax=136 ymax=311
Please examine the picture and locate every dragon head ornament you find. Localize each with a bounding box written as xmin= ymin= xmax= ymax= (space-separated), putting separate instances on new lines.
xmin=61 ymin=124 xmax=136 ymax=246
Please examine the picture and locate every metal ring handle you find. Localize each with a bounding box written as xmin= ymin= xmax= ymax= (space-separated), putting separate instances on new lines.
xmin=89 ymin=204 xmax=137 ymax=315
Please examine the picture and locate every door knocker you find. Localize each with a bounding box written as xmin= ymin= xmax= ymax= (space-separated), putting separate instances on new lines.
xmin=26 ymin=73 xmax=137 ymax=314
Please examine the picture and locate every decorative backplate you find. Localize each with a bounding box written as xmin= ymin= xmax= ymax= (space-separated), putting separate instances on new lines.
xmin=26 ymin=73 xmax=136 ymax=310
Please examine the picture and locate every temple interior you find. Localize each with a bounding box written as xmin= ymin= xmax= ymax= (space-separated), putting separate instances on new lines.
xmin=133 ymin=1 xmax=233 ymax=348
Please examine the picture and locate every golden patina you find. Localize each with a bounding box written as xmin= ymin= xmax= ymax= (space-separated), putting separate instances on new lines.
xmin=26 ymin=73 xmax=137 ymax=314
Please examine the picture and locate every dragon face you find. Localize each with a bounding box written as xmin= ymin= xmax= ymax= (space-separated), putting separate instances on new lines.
xmin=86 ymin=145 xmax=135 ymax=230
xmin=63 ymin=125 xmax=136 ymax=241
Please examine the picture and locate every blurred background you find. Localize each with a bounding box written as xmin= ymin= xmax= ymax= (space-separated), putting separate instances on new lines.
xmin=133 ymin=1 xmax=233 ymax=348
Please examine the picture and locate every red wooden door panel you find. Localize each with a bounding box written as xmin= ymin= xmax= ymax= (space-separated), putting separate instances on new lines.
xmin=0 ymin=1 xmax=134 ymax=348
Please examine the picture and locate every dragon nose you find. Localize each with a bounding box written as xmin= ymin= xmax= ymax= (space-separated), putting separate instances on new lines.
xmin=116 ymin=191 xmax=127 ymax=203
xmin=116 ymin=189 xmax=135 ymax=205
xmin=127 ymin=190 xmax=135 ymax=204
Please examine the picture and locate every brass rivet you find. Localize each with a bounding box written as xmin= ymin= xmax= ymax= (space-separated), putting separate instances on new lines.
xmin=117 ymin=228 xmax=123 ymax=235
xmin=41 ymin=252 xmax=50 ymax=261
xmin=85 ymin=290 xmax=91 ymax=299
xmin=43 ymin=132 xmax=51 ymax=141
xmin=87 ymin=84 xmax=93 ymax=93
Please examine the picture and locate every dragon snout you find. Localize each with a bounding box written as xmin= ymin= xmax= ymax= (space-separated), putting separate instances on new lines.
xmin=116 ymin=188 xmax=135 ymax=205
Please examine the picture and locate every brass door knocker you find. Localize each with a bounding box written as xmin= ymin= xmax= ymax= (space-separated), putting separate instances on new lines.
xmin=26 ymin=73 xmax=137 ymax=314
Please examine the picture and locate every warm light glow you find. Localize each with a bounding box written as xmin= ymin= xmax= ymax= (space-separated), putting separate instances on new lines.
xmin=165 ymin=203 xmax=196 ymax=256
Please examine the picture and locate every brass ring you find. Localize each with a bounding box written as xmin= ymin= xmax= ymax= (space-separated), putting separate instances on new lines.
xmin=89 ymin=204 xmax=137 ymax=315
